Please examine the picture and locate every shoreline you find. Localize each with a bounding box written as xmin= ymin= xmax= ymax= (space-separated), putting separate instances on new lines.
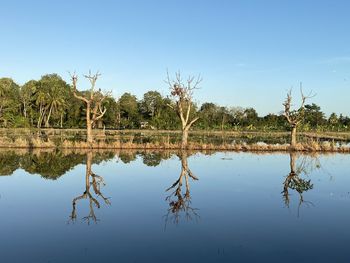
xmin=0 ymin=140 xmax=349 ymax=153
xmin=0 ymin=129 xmax=349 ymax=153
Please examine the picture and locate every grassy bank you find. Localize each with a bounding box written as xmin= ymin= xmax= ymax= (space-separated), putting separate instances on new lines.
xmin=0 ymin=128 xmax=349 ymax=152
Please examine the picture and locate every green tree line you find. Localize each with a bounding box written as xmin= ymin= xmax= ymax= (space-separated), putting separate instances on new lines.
xmin=1 ymin=74 xmax=349 ymax=131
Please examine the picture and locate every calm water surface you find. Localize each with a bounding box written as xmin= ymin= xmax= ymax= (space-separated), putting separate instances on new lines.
xmin=0 ymin=150 xmax=349 ymax=263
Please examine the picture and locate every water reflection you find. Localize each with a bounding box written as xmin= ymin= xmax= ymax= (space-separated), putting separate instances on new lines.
xmin=69 ymin=151 xmax=111 ymax=224
xmin=164 ymin=151 xmax=199 ymax=225
xmin=1 ymin=149 xmax=350 ymax=262
xmin=0 ymin=149 xmax=328 ymax=223
xmin=282 ymin=153 xmax=320 ymax=216
xmin=0 ymin=149 xmax=114 ymax=179
xmin=118 ymin=150 xmax=137 ymax=164
xmin=0 ymin=151 xmax=19 ymax=176
xmin=142 ymin=151 xmax=170 ymax=166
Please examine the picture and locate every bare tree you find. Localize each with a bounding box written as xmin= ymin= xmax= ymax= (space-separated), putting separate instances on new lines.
xmin=165 ymin=71 xmax=202 ymax=149
xmin=283 ymin=84 xmax=314 ymax=149
xmin=70 ymin=71 xmax=109 ymax=145
xmin=164 ymin=151 xmax=199 ymax=226
xmin=69 ymin=151 xmax=110 ymax=224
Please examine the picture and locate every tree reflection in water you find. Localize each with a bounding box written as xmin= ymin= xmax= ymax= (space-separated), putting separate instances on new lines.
xmin=69 ymin=151 xmax=110 ymax=224
xmin=164 ymin=151 xmax=199 ymax=226
xmin=282 ymin=152 xmax=321 ymax=216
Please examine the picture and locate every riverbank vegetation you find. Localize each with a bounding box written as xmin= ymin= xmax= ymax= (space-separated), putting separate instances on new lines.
xmin=1 ymin=74 xmax=349 ymax=132
xmin=0 ymin=148 xmax=332 ymax=179
xmin=0 ymin=128 xmax=349 ymax=152
xmin=1 ymin=73 xmax=350 ymax=151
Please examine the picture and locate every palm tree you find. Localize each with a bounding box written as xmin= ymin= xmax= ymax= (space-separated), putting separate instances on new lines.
xmin=35 ymin=87 xmax=48 ymax=128
xmin=45 ymin=85 xmax=66 ymax=127
xmin=20 ymin=80 xmax=37 ymax=124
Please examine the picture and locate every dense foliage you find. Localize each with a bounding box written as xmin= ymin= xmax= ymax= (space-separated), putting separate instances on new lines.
xmin=1 ymin=74 xmax=349 ymax=131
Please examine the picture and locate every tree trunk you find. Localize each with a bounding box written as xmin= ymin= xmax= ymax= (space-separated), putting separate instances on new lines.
xmin=60 ymin=113 xmax=63 ymax=128
xmin=38 ymin=107 xmax=47 ymax=128
xmin=290 ymin=125 xmax=297 ymax=149
xmin=290 ymin=152 xmax=296 ymax=173
xmin=283 ymin=152 xmax=297 ymax=207
xmin=86 ymin=151 xmax=92 ymax=189
xmin=97 ymin=119 xmax=103 ymax=129
xmin=23 ymin=101 xmax=27 ymax=118
xmin=86 ymin=103 xmax=93 ymax=145
xmin=37 ymin=115 xmax=41 ymax=128
xmin=117 ymin=111 xmax=121 ymax=129
xmin=221 ymin=115 xmax=225 ymax=131
xmin=38 ymin=111 xmax=43 ymax=128
xmin=180 ymin=150 xmax=189 ymax=193
xmin=37 ymin=105 xmax=43 ymax=128
xmin=181 ymin=128 xmax=189 ymax=149
xmin=180 ymin=150 xmax=189 ymax=172
xmin=45 ymin=104 xmax=53 ymax=128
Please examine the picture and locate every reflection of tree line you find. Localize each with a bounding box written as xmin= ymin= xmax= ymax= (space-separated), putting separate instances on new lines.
xmin=0 ymin=149 xmax=322 ymax=223
xmin=0 ymin=150 xmax=85 ymax=178
xmin=0 ymin=149 xmax=201 ymax=224
xmin=0 ymin=150 xmax=178 ymax=178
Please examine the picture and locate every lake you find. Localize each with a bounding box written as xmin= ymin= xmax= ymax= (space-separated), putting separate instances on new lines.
xmin=0 ymin=149 xmax=349 ymax=263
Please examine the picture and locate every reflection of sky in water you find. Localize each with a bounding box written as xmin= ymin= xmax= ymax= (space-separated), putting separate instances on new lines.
xmin=0 ymin=152 xmax=349 ymax=262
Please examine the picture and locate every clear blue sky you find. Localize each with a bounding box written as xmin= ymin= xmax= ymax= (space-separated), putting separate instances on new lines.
xmin=1 ymin=0 xmax=349 ymax=116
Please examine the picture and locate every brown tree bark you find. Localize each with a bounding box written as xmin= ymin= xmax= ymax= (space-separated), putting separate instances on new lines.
xmin=291 ymin=125 xmax=297 ymax=149
xmin=182 ymin=128 xmax=189 ymax=149
xmin=86 ymin=102 xmax=93 ymax=145
xmin=289 ymin=151 xmax=296 ymax=173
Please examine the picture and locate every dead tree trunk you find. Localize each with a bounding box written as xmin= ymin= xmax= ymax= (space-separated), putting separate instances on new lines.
xmin=289 ymin=151 xmax=296 ymax=173
xmin=283 ymin=85 xmax=314 ymax=150
xmin=86 ymin=102 xmax=93 ymax=145
xmin=182 ymin=128 xmax=189 ymax=149
xmin=291 ymin=125 xmax=297 ymax=148
xmin=70 ymin=71 xmax=108 ymax=146
xmin=166 ymin=71 xmax=201 ymax=149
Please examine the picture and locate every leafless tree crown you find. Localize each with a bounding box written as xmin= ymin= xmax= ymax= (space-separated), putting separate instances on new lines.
xmin=283 ymin=83 xmax=315 ymax=125
xmin=165 ymin=70 xmax=202 ymax=101
xmin=69 ymin=70 xmax=110 ymax=127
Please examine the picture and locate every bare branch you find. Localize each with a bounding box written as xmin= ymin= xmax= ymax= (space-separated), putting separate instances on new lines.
xmin=84 ymin=70 xmax=101 ymax=100
xmin=94 ymin=107 xmax=107 ymax=122
xmin=187 ymin=116 xmax=199 ymax=129
xmin=167 ymin=103 xmax=174 ymax=110
xmin=187 ymin=168 xmax=199 ymax=181
xmin=283 ymin=85 xmax=315 ymax=126
xmin=184 ymin=101 xmax=192 ymax=125
xmin=165 ymin=178 xmax=181 ymax=192
xmin=69 ymin=71 xmax=89 ymax=104
xmin=300 ymin=83 xmax=316 ymax=108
